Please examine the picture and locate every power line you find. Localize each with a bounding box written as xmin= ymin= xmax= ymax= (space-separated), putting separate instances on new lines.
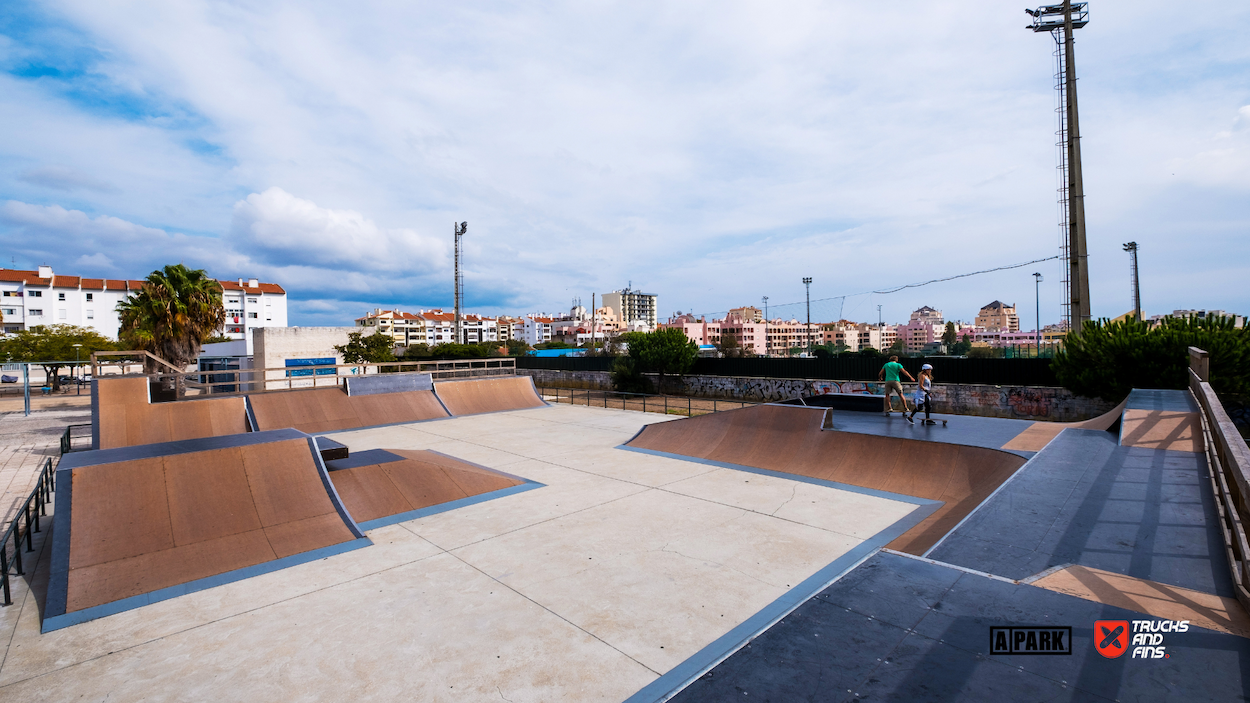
xmin=691 ymin=255 xmax=1061 ymax=320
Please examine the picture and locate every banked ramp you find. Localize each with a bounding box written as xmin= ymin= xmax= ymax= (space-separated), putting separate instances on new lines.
xmin=248 ymin=373 xmax=450 ymax=433
xmin=324 ymin=448 xmax=534 ymax=530
xmin=626 ymin=403 xmax=1026 ymax=555
xmin=45 ymin=429 xmax=369 ymax=632
xmin=433 ymin=376 xmax=547 ymax=416
xmin=93 ymin=377 xmax=248 ymax=449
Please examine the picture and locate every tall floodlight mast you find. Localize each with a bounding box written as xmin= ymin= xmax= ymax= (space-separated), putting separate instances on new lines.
xmin=454 ymin=221 xmax=467 ymax=344
xmin=1123 ymin=242 xmax=1141 ymax=320
xmin=1027 ymin=2 xmax=1091 ymax=331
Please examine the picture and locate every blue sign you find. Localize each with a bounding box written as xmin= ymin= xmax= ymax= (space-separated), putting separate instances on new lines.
xmin=285 ymin=357 xmax=337 ymax=377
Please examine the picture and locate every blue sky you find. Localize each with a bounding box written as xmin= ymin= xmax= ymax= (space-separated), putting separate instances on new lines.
xmin=1 ymin=1 xmax=1247 ymax=329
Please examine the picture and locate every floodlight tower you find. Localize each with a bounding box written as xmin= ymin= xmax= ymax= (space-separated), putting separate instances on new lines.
xmin=1123 ymin=241 xmax=1140 ymax=320
xmin=762 ymin=296 xmax=769 ymax=320
xmin=1027 ymin=2 xmax=1091 ymax=331
xmin=454 ymin=221 xmax=467 ymax=344
xmin=803 ymin=277 xmax=813 ymax=355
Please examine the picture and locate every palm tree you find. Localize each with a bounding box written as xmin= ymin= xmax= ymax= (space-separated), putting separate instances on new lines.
xmin=117 ymin=264 xmax=226 ymax=395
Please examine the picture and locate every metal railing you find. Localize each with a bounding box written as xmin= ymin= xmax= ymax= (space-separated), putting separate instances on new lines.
xmin=1 ymin=456 xmax=55 ymax=606
xmin=61 ymin=423 xmax=92 ymax=454
xmin=90 ymin=355 xmax=517 ymax=401
xmin=1188 ymin=347 xmax=1250 ymax=611
xmin=538 ymin=385 xmax=757 ymax=417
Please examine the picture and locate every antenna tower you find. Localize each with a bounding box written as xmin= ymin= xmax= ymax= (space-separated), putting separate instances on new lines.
xmin=454 ymin=222 xmax=467 ymax=344
xmin=1028 ymin=2 xmax=1091 ymax=330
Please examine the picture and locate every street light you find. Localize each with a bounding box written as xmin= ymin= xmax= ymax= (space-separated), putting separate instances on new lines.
xmin=72 ymin=343 xmax=83 ymax=396
xmin=802 ymin=277 xmax=813 ymax=356
xmin=1033 ymin=273 xmax=1043 ymax=356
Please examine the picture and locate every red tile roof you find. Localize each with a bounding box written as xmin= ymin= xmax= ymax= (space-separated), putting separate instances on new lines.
xmin=81 ymin=278 xmax=105 ymax=290
xmin=105 ymin=280 xmax=128 ymax=290
xmin=53 ymin=275 xmax=81 ymax=288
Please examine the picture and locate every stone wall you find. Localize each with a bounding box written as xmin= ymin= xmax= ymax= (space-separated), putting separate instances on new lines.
xmin=519 ymin=368 xmax=1117 ymax=422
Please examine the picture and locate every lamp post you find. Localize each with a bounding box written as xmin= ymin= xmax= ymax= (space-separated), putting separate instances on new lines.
xmin=1033 ymin=273 xmax=1043 ymax=357
xmin=73 ymin=343 xmax=83 ymax=395
xmin=802 ymin=277 xmax=813 ymax=356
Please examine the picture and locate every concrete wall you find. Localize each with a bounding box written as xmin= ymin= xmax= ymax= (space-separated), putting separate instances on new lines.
xmin=519 ymin=368 xmax=1117 ymax=422
xmin=253 ymin=326 xmax=358 ymax=389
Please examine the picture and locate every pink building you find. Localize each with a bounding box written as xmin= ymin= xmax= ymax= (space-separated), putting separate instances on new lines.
xmin=662 ymin=314 xmax=768 ymax=356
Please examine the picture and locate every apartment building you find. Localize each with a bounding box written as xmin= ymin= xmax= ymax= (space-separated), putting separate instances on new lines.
xmin=975 ymin=301 xmax=1020 ymax=332
xmin=354 ymin=309 xmax=427 ymax=346
xmin=663 ymin=314 xmax=767 ymax=356
xmin=820 ymin=321 xmax=894 ymax=353
xmin=602 ymin=287 xmax=658 ymax=329
xmin=727 ymin=306 xmax=763 ymax=323
xmin=0 ymin=266 xmax=286 ymax=340
xmin=520 ymin=317 xmax=554 ymax=346
xmin=764 ymin=319 xmax=817 ymax=356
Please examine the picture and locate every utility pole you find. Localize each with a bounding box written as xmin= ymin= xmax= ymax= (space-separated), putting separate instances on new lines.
xmin=803 ymin=277 xmax=813 ymax=356
xmin=1028 ymin=2 xmax=1091 ymax=330
xmin=454 ymin=221 xmax=467 ymax=344
xmin=1123 ymin=242 xmax=1141 ymax=320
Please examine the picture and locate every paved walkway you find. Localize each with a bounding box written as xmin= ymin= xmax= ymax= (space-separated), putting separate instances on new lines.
xmin=0 ymin=408 xmax=89 ymax=528
xmin=0 ymin=404 xmax=926 ymax=701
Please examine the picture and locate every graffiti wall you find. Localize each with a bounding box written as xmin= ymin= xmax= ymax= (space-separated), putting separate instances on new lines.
xmin=519 ymin=369 xmax=1117 ymax=422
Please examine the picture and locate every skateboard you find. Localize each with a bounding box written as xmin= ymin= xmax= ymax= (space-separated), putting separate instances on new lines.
xmin=915 ymin=418 xmax=947 ymax=426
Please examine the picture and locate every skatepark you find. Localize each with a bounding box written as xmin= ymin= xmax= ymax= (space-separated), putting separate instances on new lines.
xmin=1 ymin=364 xmax=1248 ymax=701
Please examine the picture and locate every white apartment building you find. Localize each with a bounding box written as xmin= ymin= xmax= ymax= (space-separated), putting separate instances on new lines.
xmin=355 ymin=308 xmax=499 ymax=346
xmin=520 ymin=317 xmax=554 ymax=346
xmin=602 ymin=288 xmax=658 ymax=329
xmin=0 ymin=266 xmax=286 ymax=340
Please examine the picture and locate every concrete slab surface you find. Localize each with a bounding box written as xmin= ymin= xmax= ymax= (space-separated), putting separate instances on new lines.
xmin=669 ymin=551 xmax=1250 ymax=703
xmin=0 ymin=403 xmax=926 ymax=702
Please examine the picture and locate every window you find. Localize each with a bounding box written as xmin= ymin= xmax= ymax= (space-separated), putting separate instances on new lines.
xmin=29 ymin=309 xmax=42 ymax=316
xmin=86 ymin=293 xmax=93 ymax=302
xmin=58 ymin=309 xmax=67 ymax=319
xmin=248 ymin=297 xmax=257 ymax=304
xmin=28 ymin=290 xmax=41 ymax=298
xmin=248 ymin=312 xmax=258 ymax=319
xmin=1 ymin=308 xmax=14 ymax=315
xmin=87 ymin=310 xmax=94 ymax=319
xmin=2 ymin=291 xmax=20 ymax=297
xmin=58 ymin=292 xmax=66 ymax=301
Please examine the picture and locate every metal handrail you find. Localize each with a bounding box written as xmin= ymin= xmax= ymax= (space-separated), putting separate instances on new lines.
xmin=537 ymin=385 xmax=758 ymax=417
xmin=1 ymin=456 xmax=55 ymax=606
xmin=92 ymin=356 xmax=518 ymax=400
xmin=61 ymin=424 xmax=93 ymax=454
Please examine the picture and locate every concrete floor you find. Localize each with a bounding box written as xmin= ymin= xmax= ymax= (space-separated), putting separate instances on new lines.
xmin=0 ymin=404 xmax=923 ymax=702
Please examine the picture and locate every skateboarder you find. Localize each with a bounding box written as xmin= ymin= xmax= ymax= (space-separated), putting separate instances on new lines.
xmin=878 ymin=356 xmax=915 ymax=416
xmin=911 ymin=363 xmax=934 ymax=424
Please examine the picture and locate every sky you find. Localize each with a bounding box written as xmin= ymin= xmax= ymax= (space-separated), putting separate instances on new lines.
xmin=1 ymin=1 xmax=1247 ymax=329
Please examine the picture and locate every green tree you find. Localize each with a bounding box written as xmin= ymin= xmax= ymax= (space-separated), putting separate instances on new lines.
xmin=950 ymin=334 xmax=973 ymax=356
xmin=116 ymin=264 xmax=226 ymax=393
xmin=1053 ymin=315 xmax=1250 ymax=400
xmin=625 ymin=328 xmax=698 ymax=391
xmin=715 ymin=332 xmax=753 ymax=358
xmin=887 ymin=339 xmax=907 ymax=356
xmin=336 ymin=331 xmax=397 ymax=363
xmin=505 ymin=339 xmax=533 ymax=357
xmin=0 ymin=324 xmax=115 ymax=392
xmin=942 ymin=322 xmax=957 ymax=347
xmin=857 ymin=346 xmax=882 ymax=358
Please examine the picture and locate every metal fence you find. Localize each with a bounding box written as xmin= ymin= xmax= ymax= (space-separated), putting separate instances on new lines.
xmin=61 ymin=424 xmax=92 ymax=454
xmin=1 ymin=456 xmax=55 ymax=606
xmin=538 ymin=385 xmax=758 ymax=417
xmin=519 ymin=355 xmax=1057 ymax=386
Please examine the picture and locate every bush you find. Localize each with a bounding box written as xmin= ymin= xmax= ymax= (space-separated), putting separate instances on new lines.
xmin=1052 ymin=316 xmax=1250 ymax=401
xmin=610 ymin=356 xmax=653 ymax=394
xmin=610 ymin=328 xmax=697 ymax=392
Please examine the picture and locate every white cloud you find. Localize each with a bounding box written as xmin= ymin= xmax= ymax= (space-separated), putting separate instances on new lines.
xmin=2 ymin=0 xmax=1247 ymax=324
xmin=229 ymin=187 xmax=448 ymax=274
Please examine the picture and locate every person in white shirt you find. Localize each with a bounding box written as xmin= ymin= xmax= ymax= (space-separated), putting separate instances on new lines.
xmin=910 ymin=363 xmax=934 ymax=424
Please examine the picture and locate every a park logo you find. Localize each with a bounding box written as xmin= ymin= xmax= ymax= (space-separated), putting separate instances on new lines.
xmin=1094 ymin=620 xmax=1130 ymax=658
xmin=989 ymin=626 xmax=1072 ymax=655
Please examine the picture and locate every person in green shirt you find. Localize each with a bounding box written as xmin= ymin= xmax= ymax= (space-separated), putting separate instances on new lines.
xmin=878 ymin=355 xmax=915 ymax=417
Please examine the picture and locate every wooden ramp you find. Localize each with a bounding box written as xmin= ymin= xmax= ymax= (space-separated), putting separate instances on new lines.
xmin=626 ymin=404 xmax=1026 ymax=555
xmin=247 ymin=386 xmax=450 ymax=434
xmin=44 ymin=429 xmax=368 ymax=632
xmin=1000 ymin=398 xmax=1128 ymax=452
xmin=93 ymin=377 xmax=248 ymax=449
xmin=433 ymin=376 xmax=547 ymax=416
xmin=325 ymin=448 xmax=529 ymax=530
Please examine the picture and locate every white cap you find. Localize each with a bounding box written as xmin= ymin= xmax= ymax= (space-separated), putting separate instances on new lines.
xmin=922 ymin=363 xmax=933 ymax=370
